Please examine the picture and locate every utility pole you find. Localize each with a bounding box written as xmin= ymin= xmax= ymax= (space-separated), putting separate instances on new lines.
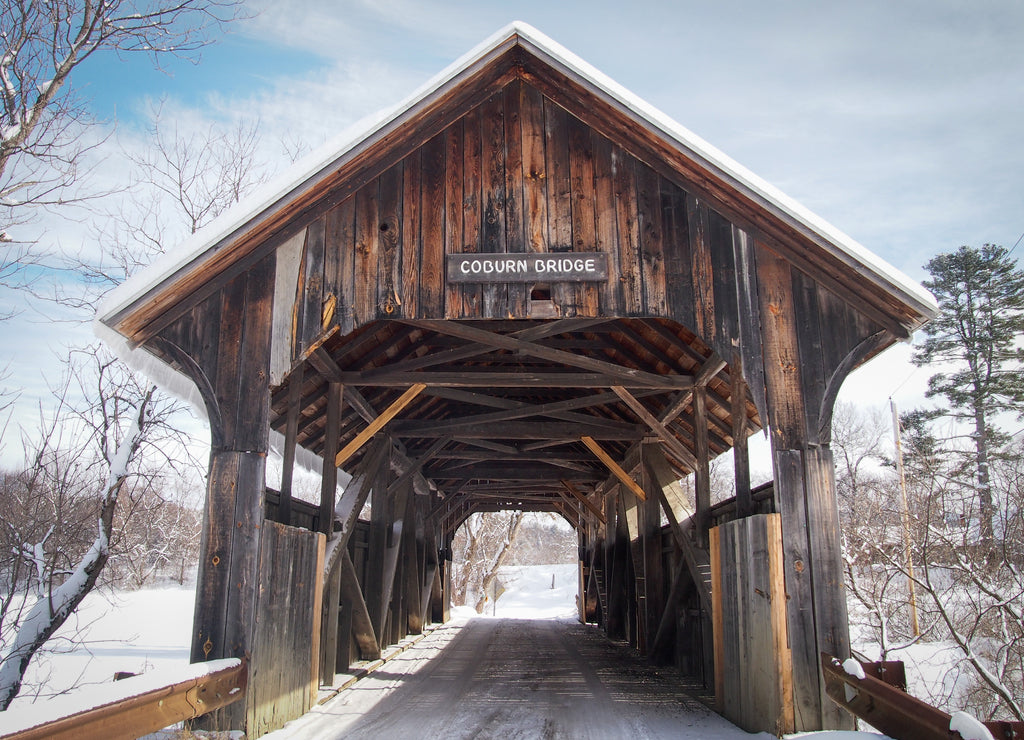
xmin=890 ymin=399 xmax=921 ymax=637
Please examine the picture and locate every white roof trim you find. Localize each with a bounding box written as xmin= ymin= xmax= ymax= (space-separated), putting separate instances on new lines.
xmin=97 ymin=21 xmax=936 ymax=334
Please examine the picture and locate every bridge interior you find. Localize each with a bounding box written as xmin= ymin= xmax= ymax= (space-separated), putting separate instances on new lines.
xmin=270 ymin=316 xmax=758 ymax=528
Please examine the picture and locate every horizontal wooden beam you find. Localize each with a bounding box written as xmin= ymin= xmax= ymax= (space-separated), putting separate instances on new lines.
xmin=401 ymin=319 xmax=687 ymax=389
xmin=328 ymin=371 xmax=692 ymax=389
xmin=6 ymin=659 xmax=247 ymax=740
xmin=394 ymin=421 xmax=645 ymax=440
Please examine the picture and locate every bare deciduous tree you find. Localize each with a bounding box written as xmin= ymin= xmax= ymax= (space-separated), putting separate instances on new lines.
xmin=451 ymin=511 xmax=525 ymax=613
xmin=0 ymin=346 xmax=194 ymax=709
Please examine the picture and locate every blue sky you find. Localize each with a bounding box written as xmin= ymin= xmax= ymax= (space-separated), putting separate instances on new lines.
xmin=3 ymin=0 xmax=1024 ymax=466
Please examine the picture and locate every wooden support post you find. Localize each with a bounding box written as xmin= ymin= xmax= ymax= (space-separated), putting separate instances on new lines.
xmin=757 ymin=245 xmax=854 ymax=732
xmin=190 ymin=258 xmax=275 ymax=733
xmin=640 ymin=457 xmax=664 ymax=658
xmin=731 ymin=356 xmax=752 ymax=517
xmin=339 ymin=549 xmax=380 ymax=660
xmin=693 ymin=386 xmax=711 ymax=547
xmin=278 ymin=365 xmax=304 ymax=526
xmin=318 ymin=554 xmax=343 ymax=683
xmin=319 ymin=382 xmax=343 ymax=535
xmin=323 ymin=436 xmax=389 ymax=580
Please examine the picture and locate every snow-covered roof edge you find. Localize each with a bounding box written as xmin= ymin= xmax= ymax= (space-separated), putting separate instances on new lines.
xmin=96 ymin=20 xmax=936 ymax=335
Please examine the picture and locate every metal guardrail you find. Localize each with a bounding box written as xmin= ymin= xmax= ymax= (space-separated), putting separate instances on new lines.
xmin=0 ymin=659 xmax=247 ymax=740
xmin=822 ymin=653 xmax=1023 ymax=740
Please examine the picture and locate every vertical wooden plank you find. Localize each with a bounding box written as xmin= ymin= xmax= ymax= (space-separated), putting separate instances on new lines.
xmin=294 ymin=220 xmax=325 ymax=358
xmin=503 ymin=80 xmax=528 ymax=317
xmin=377 ymin=162 xmax=403 ymax=319
xmin=461 ymin=108 xmax=482 ymax=317
xmin=420 ymin=133 xmax=446 ymax=316
xmin=768 ymin=513 xmax=796 ymax=735
xmin=708 ymin=209 xmax=738 ymax=353
xmin=322 ymin=203 xmax=343 ymax=334
xmin=710 ymin=524 xmax=724 ymax=712
xmin=481 ymin=90 xmax=506 ymax=318
xmin=445 ymin=120 xmax=466 ymax=317
xmin=636 ymin=163 xmax=667 ymax=318
xmin=613 ymin=145 xmax=643 ymax=315
xmin=592 ymin=134 xmax=621 ymax=315
xmin=401 ymin=150 xmax=421 ymax=319
xmin=568 ymin=115 xmax=599 ymax=316
xmin=329 ymin=197 xmax=357 ymax=335
xmin=520 ymin=82 xmax=548 ymax=259
xmin=688 ymin=195 xmax=715 ymax=342
xmin=545 ymin=98 xmax=575 ymax=316
xmin=661 ymin=178 xmax=694 ymax=329
xmin=353 ymin=181 xmax=379 ymax=328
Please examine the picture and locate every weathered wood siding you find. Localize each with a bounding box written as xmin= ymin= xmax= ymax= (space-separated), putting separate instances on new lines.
xmin=290 ymin=82 xmax=772 ymax=365
xmin=248 ymin=522 xmax=326 ymax=736
xmin=711 ymin=514 xmax=793 ymax=735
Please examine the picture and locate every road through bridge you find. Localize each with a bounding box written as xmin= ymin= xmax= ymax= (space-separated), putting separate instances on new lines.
xmin=268 ymin=617 xmax=748 ymax=740
xmin=97 ymin=22 xmax=936 ymax=738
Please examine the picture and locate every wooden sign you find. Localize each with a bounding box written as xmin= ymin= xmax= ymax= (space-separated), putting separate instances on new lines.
xmin=447 ymin=253 xmax=608 ymax=283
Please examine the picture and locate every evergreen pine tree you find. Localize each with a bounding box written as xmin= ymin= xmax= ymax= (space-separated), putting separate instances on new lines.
xmin=912 ymin=244 xmax=1024 ymax=547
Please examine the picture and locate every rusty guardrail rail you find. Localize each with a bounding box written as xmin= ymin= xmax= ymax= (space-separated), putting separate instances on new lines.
xmin=0 ymin=658 xmax=246 ymax=740
xmin=823 ymin=653 xmax=1023 ymax=740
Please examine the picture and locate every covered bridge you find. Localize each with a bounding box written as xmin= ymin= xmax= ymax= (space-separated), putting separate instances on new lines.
xmin=97 ymin=23 xmax=935 ymax=737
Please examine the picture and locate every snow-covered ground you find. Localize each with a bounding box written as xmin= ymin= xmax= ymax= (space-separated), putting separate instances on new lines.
xmin=0 ymin=567 xmax=912 ymax=739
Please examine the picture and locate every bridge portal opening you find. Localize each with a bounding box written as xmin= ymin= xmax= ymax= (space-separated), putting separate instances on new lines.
xmin=450 ymin=510 xmax=577 ymax=617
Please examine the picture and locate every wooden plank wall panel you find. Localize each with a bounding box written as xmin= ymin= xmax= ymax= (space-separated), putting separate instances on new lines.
xmin=660 ymin=177 xmax=694 ymax=329
xmin=711 ymin=514 xmax=793 ymax=736
xmin=249 ymin=521 xmax=326 ymax=736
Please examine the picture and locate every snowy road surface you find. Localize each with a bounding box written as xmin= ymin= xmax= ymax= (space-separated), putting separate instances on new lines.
xmin=267 ymin=616 xmax=768 ymax=739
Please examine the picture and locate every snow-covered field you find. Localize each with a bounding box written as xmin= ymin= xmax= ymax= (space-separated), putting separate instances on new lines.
xmin=0 ymin=567 xmax=923 ymax=739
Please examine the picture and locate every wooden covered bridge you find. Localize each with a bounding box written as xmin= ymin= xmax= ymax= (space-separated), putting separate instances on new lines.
xmin=97 ymin=23 xmax=935 ymax=738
